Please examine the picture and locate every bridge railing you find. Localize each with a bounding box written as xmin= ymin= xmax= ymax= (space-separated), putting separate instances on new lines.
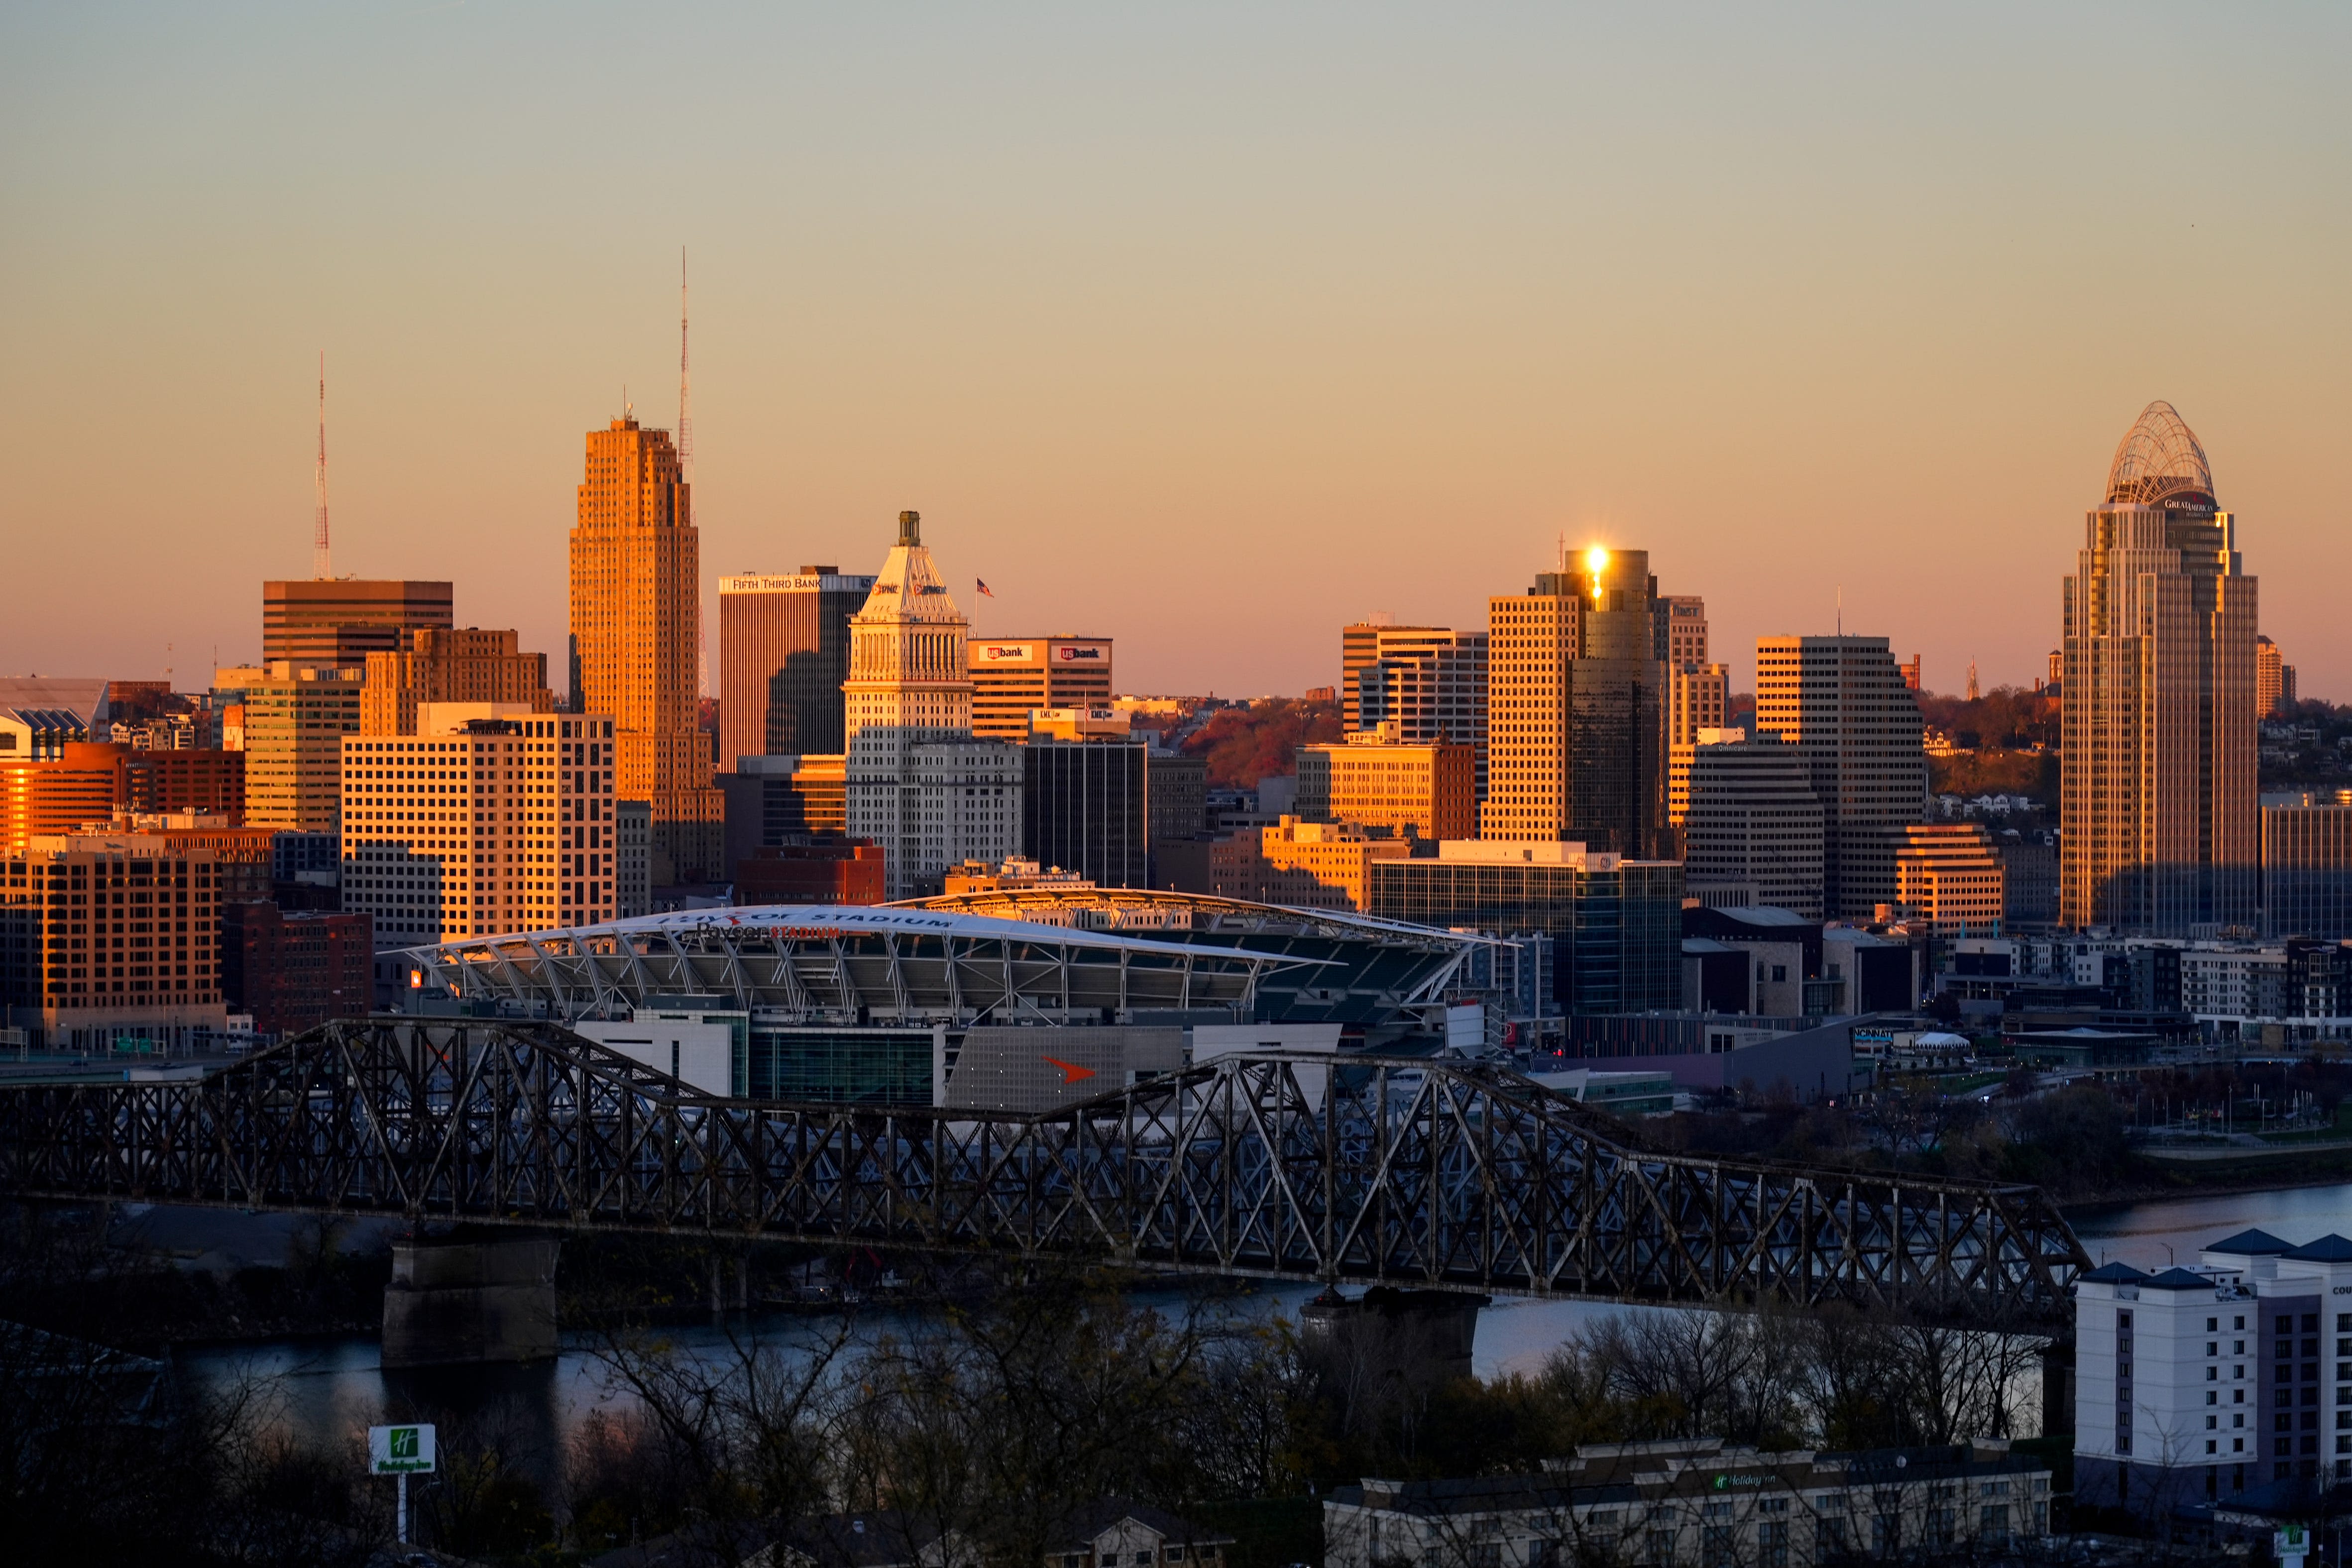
xmin=0 ymin=1017 xmax=2086 ymax=1326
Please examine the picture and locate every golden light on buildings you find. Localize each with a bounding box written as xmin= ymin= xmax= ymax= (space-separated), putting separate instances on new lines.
xmin=1584 ymin=546 xmax=1609 ymax=573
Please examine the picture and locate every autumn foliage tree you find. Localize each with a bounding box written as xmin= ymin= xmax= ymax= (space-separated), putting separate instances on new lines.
xmin=1179 ymin=697 xmax=1343 ymax=789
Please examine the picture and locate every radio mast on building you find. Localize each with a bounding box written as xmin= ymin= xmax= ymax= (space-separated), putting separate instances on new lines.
xmin=677 ymin=248 xmax=693 ymax=485
xmin=313 ymin=351 xmax=333 ymax=579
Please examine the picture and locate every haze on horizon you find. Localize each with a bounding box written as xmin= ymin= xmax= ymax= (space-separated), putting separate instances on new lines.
xmin=3 ymin=3 xmax=2347 ymax=700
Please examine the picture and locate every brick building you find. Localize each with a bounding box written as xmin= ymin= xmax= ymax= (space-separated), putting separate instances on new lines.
xmin=221 ymin=903 xmax=372 ymax=1036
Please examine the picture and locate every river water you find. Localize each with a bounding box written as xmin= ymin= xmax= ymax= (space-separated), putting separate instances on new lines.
xmin=167 ymin=1179 xmax=2352 ymax=1466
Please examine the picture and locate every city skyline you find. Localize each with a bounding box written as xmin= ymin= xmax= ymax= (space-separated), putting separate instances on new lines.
xmin=5 ymin=6 xmax=2349 ymax=698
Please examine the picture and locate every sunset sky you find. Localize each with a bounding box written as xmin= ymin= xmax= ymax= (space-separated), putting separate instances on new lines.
xmin=4 ymin=3 xmax=2348 ymax=700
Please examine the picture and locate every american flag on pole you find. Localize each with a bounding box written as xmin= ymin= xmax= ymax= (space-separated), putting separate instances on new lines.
xmin=977 ymin=578 xmax=995 ymax=598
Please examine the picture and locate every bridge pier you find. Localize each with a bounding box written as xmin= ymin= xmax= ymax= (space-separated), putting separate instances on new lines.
xmin=382 ymin=1235 xmax=561 ymax=1369
xmin=1300 ymin=1285 xmax=1486 ymax=1389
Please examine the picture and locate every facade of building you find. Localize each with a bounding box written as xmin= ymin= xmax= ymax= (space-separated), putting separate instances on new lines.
xmin=1367 ymin=840 xmax=1684 ymax=1015
xmin=0 ymin=828 xmax=227 ymax=1048
xmin=125 ymin=747 xmax=243 ymax=821
xmin=1 ymin=742 xmax=132 ymax=853
xmin=1679 ymin=732 xmax=1825 ymax=919
xmin=1894 ymin=823 xmax=2007 ymax=936
xmin=238 ymin=663 xmax=364 ymax=832
xmin=1653 ymin=594 xmax=1708 ymax=665
xmin=2258 ymin=635 xmax=2296 ymax=719
xmin=569 ymin=415 xmax=724 ymax=885
xmin=844 ymin=513 xmax=1022 ymax=899
xmin=360 ymin=627 xmax=554 ymax=737
xmin=262 ymin=579 xmax=452 ymax=666
xmin=717 ymin=568 xmax=875 ymax=767
xmin=2075 ymin=1229 xmax=2352 ymax=1514
xmin=734 ymin=841 xmax=887 ymax=905
xmin=965 ymin=637 xmax=1115 ymax=741
xmin=1482 ymin=550 xmax=1668 ymax=855
xmin=220 ymin=903 xmax=372 ymax=1037
xmin=339 ymin=708 xmax=617 ymax=947
xmin=2061 ymin=401 xmax=2260 ymax=935
xmin=1022 ymin=739 xmax=1148 ymax=890
xmin=720 ymin=753 xmax=852 ymax=875
xmin=2265 ymin=799 xmax=2352 ymax=940
xmin=1211 ymin=816 xmax=1410 ymax=912
xmin=1326 ymin=1440 xmax=2049 ymax=1568
xmin=1754 ymin=635 xmax=1926 ymax=919
xmin=616 ymin=799 xmax=651 ymax=918
xmin=1296 ymin=727 xmax=1478 ymax=844
xmin=1347 ymin=627 xmax=1489 ymax=799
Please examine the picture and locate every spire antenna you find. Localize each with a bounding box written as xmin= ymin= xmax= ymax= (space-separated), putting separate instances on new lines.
xmin=677 ymin=246 xmax=693 ymax=484
xmin=313 ymin=351 xmax=332 ymax=579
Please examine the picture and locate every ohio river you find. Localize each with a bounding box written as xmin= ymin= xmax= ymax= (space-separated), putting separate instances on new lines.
xmin=169 ymin=1180 xmax=2352 ymax=1466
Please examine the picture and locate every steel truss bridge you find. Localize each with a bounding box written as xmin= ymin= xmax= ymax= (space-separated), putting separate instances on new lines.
xmin=0 ymin=1019 xmax=2088 ymax=1326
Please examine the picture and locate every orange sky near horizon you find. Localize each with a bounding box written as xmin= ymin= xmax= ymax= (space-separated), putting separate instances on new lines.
xmin=4 ymin=4 xmax=2348 ymax=701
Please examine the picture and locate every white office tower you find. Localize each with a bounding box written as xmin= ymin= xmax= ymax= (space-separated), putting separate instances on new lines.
xmin=2074 ymin=1228 xmax=2352 ymax=1518
xmin=843 ymin=512 xmax=1021 ymax=899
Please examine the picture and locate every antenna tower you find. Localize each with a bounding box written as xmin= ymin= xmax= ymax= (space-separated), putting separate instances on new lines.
xmin=677 ymin=246 xmax=693 ymax=484
xmin=313 ymin=351 xmax=333 ymax=579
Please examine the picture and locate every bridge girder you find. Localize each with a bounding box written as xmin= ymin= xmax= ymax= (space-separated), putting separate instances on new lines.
xmin=0 ymin=1018 xmax=2087 ymax=1326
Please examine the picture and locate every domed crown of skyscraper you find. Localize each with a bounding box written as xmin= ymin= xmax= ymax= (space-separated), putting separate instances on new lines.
xmin=2106 ymin=400 xmax=2217 ymax=512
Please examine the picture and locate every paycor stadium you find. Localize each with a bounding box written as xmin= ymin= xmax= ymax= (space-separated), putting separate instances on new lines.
xmin=399 ymin=890 xmax=1502 ymax=1111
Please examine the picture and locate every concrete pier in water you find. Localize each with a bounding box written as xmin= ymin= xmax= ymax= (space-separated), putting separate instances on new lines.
xmin=382 ymin=1236 xmax=561 ymax=1368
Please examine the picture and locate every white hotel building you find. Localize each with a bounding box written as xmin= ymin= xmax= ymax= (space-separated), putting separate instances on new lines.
xmin=2075 ymin=1229 xmax=2352 ymax=1514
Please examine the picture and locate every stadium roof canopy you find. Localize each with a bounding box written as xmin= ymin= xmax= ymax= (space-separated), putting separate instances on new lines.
xmin=404 ymin=896 xmax=1481 ymax=1027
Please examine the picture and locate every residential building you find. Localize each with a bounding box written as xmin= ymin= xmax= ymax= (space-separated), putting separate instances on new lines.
xmin=2062 ymin=401 xmax=2259 ymax=934
xmin=262 ymin=579 xmax=452 ymax=666
xmin=2179 ymin=947 xmax=2292 ymax=1022
xmin=717 ymin=568 xmax=876 ymax=766
xmin=2265 ymin=797 xmax=2352 ymax=940
xmin=1368 ymin=840 xmax=1684 ymax=1015
xmin=1022 ymin=739 xmax=1149 ymax=890
xmin=1326 ymin=1440 xmax=2048 ymax=1568
xmin=1211 ymin=816 xmax=1409 ymax=912
xmin=1679 ymin=731 xmax=1825 ymax=919
xmin=844 ymin=513 xmax=1023 ymax=899
xmin=220 ymin=903 xmax=372 ymax=1036
xmin=1481 ymin=549 xmax=1668 ymax=855
xmin=2075 ymin=1228 xmax=2352 ymax=1514
xmin=1754 ymin=635 xmax=1926 ymax=919
xmin=1296 ymin=726 xmax=1478 ymax=843
xmin=734 ymin=841 xmax=886 ymax=906
xmin=339 ymin=708 xmax=616 ymax=947
xmin=568 ymin=414 xmax=724 ymax=885
xmin=0 ymin=828 xmax=227 ymax=1049
xmin=360 ymin=627 xmax=554 ymax=736
xmin=616 ymin=800 xmax=651 ymax=918
xmin=239 ymin=663 xmax=364 ymax=832
xmin=2258 ymin=635 xmax=2296 ymax=719
xmin=1894 ymin=823 xmax=2007 ymax=937
xmin=965 ymin=637 xmax=1115 ymax=741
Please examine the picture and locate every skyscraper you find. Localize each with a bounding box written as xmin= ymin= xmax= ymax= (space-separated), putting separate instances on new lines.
xmin=568 ymin=414 xmax=723 ymax=885
xmin=843 ymin=512 xmax=1021 ymax=898
xmin=966 ymin=637 xmax=1115 ymax=741
xmin=718 ymin=567 xmax=876 ymax=766
xmin=1680 ymin=731 xmax=1825 ymax=919
xmin=1481 ymin=548 xmax=1666 ymax=855
xmin=2061 ymin=401 xmax=2259 ymax=934
xmin=2256 ymin=635 xmax=2296 ymax=719
xmin=263 ymin=580 xmax=452 ymax=666
xmin=1753 ymin=635 xmax=1926 ymax=919
xmin=1351 ymin=627 xmax=1488 ymax=798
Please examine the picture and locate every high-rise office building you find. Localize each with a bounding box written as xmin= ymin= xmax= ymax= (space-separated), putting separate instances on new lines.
xmin=2257 ymin=636 xmax=2296 ymax=719
xmin=238 ymin=663 xmax=364 ymax=833
xmin=1894 ymin=823 xmax=2006 ymax=937
xmin=1664 ymin=661 xmax=1732 ymax=829
xmin=568 ymin=415 xmax=723 ymax=885
xmin=2061 ymin=402 xmax=2259 ymax=935
xmin=2263 ymin=796 xmax=2352 ymax=940
xmin=1351 ymin=628 xmax=1489 ymax=798
xmin=360 ymin=628 xmax=554 ymax=736
xmin=1754 ymin=635 xmax=1926 ymax=919
xmin=1481 ymin=548 xmax=1667 ymax=855
xmin=1341 ymin=621 xmax=1436 ymax=731
xmin=966 ymin=638 xmax=1114 ymax=741
xmin=1680 ymin=731 xmax=1825 ymax=919
xmin=718 ymin=568 xmax=877 ymax=767
xmin=262 ymin=580 xmax=452 ymax=666
xmin=1653 ymin=595 xmax=1708 ymax=666
xmin=843 ymin=513 xmax=1021 ymax=899
xmin=1295 ymin=727 xmax=1478 ymax=843
xmin=340 ymin=709 xmax=615 ymax=946
xmin=1022 ymin=740 xmax=1149 ymax=890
